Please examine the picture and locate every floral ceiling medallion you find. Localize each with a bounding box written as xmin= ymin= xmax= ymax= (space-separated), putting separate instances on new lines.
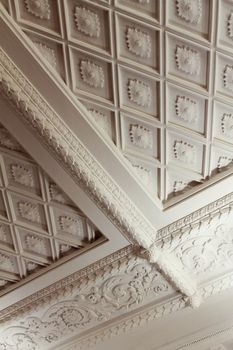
xmin=176 ymin=0 xmax=202 ymax=24
xmin=173 ymin=140 xmax=196 ymax=164
xmin=228 ymin=12 xmax=233 ymax=39
xmin=129 ymin=124 xmax=153 ymax=149
xmin=175 ymin=95 xmax=197 ymax=124
xmin=24 ymin=0 xmax=50 ymax=20
xmin=126 ymin=27 xmax=151 ymax=58
xmin=80 ymin=60 xmax=104 ymax=88
xmin=11 ymin=164 xmax=34 ymax=188
xmin=128 ymin=79 xmax=151 ymax=107
xmin=173 ymin=180 xmax=188 ymax=192
xmin=223 ymin=65 xmax=233 ymax=92
xmin=175 ymin=45 xmax=200 ymax=75
xmin=221 ymin=113 xmax=233 ymax=140
xmin=74 ymin=7 xmax=100 ymax=38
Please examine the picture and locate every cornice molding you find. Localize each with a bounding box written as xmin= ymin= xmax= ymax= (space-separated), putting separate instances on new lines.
xmin=0 ymin=46 xmax=200 ymax=306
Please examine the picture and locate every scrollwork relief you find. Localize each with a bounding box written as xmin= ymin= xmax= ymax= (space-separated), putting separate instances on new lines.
xmin=0 ymin=256 xmax=173 ymax=349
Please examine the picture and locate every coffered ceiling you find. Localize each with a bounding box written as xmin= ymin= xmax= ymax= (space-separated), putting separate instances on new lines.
xmin=2 ymin=0 xmax=233 ymax=205
xmin=0 ymin=123 xmax=105 ymax=294
xmin=1 ymin=1 xmax=233 ymax=350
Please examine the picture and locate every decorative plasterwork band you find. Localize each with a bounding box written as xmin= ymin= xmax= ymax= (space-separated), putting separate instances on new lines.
xmin=0 ymin=47 xmax=200 ymax=306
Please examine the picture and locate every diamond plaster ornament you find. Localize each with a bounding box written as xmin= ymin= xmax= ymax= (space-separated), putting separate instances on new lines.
xmin=173 ymin=180 xmax=188 ymax=192
xmin=221 ymin=113 xmax=233 ymax=139
xmin=176 ymin=0 xmax=202 ymax=24
xmin=25 ymin=235 xmax=47 ymax=255
xmin=175 ymin=45 xmax=200 ymax=75
xmin=18 ymin=201 xmax=41 ymax=224
xmin=175 ymin=96 xmax=197 ymax=124
xmin=88 ymin=109 xmax=111 ymax=136
xmin=11 ymin=164 xmax=34 ymax=187
xmin=223 ymin=65 xmax=233 ymax=92
xmin=217 ymin=156 xmax=233 ymax=168
xmin=0 ymin=253 xmax=14 ymax=272
xmin=128 ymin=79 xmax=151 ymax=107
xmin=27 ymin=261 xmax=38 ymax=271
xmin=0 ymin=279 xmax=7 ymax=287
xmin=132 ymin=164 xmax=151 ymax=187
xmin=59 ymin=216 xmax=83 ymax=236
xmin=80 ymin=60 xmax=104 ymax=88
xmin=24 ymin=0 xmax=50 ymax=20
xmin=74 ymin=7 xmax=100 ymax=38
xmin=126 ymin=27 xmax=151 ymax=58
xmin=0 ymin=225 xmax=7 ymax=243
xmin=34 ymin=43 xmax=56 ymax=68
xmin=129 ymin=124 xmax=153 ymax=149
xmin=173 ymin=140 xmax=196 ymax=164
xmin=228 ymin=12 xmax=233 ymax=39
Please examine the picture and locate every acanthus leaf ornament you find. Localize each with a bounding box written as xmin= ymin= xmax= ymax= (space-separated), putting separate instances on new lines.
xmin=173 ymin=140 xmax=196 ymax=164
xmin=10 ymin=164 xmax=34 ymax=188
xmin=33 ymin=43 xmax=56 ymax=68
xmin=175 ymin=95 xmax=197 ymax=124
xmin=129 ymin=124 xmax=153 ymax=150
xmin=128 ymin=79 xmax=151 ymax=107
xmin=126 ymin=27 xmax=151 ymax=58
xmin=74 ymin=7 xmax=100 ymax=38
xmin=80 ymin=60 xmax=104 ymax=88
xmin=223 ymin=65 xmax=233 ymax=92
xmin=24 ymin=0 xmax=50 ymax=20
xmin=176 ymin=0 xmax=202 ymax=24
xmin=18 ymin=201 xmax=41 ymax=224
xmin=175 ymin=45 xmax=200 ymax=75
xmin=227 ymin=12 xmax=233 ymax=39
xmin=221 ymin=113 xmax=233 ymax=139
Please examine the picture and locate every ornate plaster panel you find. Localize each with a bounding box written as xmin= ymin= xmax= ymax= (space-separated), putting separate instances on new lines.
xmin=2 ymin=0 xmax=232 ymax=205
xmin=0 ymin=250 xmax=177 ymax=350
xmin=0 ymin=123 xmax=105 ymax=294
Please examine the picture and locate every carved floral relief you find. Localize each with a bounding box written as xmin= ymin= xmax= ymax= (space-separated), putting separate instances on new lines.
xmin=223 ymin=65 xmax=233 ymax=92
xmin=175 ymin=95 xmax=197 ymax=124
xmin=24 ymin=0 xmax=50 ymax=20
xmin=74 ymin=7 xmax=100 ymax=38
xmin=173 ymin=140 xmax=196 ymax=164
xmin=80 ymin=60 xmax=104 ymax=88
xmin=128 ymin=79 xmax=151 ymax=107
xmin=129 ymin=124 xmax=153 ymax=150
xmin=175 ymin=45 xmax=200 ymax=75
xmin=176 ymin=0 xmax=202 ymax=24
xmin=126 ymin=27 xmax=151 ymax=58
